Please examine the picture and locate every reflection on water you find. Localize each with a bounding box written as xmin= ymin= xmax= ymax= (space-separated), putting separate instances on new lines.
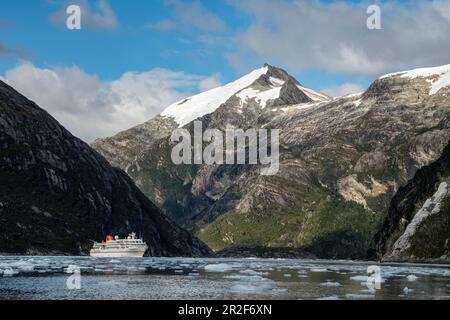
xmin=0 ymin=256 xmax=449 ymax=300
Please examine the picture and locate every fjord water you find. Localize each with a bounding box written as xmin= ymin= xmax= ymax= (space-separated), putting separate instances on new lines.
xmin=0 ymin=257 xmax=449 ymax=300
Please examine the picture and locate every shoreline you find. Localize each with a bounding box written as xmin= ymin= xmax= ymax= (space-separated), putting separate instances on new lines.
xmin=1 ymin=253 xmax=449 ymax=267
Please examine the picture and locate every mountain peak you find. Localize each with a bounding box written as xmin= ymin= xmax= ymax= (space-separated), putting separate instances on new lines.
xmin=161 ymin=65 xmax=329 ymax=127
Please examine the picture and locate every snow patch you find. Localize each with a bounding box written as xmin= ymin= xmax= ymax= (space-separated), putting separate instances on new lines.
xmin=296 ymin=102 xmax=323 ymax=111
xmin=161 ymin=67 xmax=269 ymax=127
xmin=297 ymin=85 xmax=331 ymax=102
xmin=270 ymin=77 xmax=285 ymax=86
xmin=237 ymin=86 xmax=282 ymax=108
xmin=380 ymin=64 xmax=450 ymax=95
xmin=342 ymin=92 xmax=364 ymax=99
xmin=389 ymin=182 xmax=449 ymax=259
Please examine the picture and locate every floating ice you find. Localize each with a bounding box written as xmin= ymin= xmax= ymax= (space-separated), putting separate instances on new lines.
xmin=320 ymin=281 xmax=341 ymax=287
xmin=204 ymin=263 xmax=233 ymax=273
xmin=230 ymin=282 xmax=273 ymax=294
xmin=2 ymin=268 xmax=18 ymax=277
xmin=109 ymin=259 xmax=121 ymax=264
xmin=9 ymin=260 xmax=35 ymax=272
xmin=407 ymin=274 xmax=418 ymax=282
xmin=346 ymin=293 xmax=375 ymax=299
xmin=350 ymin=275 xmax=368 ymax=282
xmin=316 ymin=295 xmax=340 ymax=300
xmin=403 ymin=287 xmax=413 ymax=295
xmin=64 ymin=265 xmax=80 ymax=273
xmin=225 ymin=274 xmax=266 ymax=282
xmin=239 ymin=269 xmax=268 ymax=276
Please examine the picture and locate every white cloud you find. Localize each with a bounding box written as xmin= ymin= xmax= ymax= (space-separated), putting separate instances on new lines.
xmin=199 ymin=73 xmax=222 ymax=91
xmin=49 ymin=0 xmax=118 ymax=30
xmin=322 ymin=83 xmax=366 ymax=98
xmin=433 ymin=0 xmax=450 ymax=22
xmin=2 ymin=62 xmax=216 ymax=142
xmin=229 ymin=0 xmax=450 ymax=76
xmin=150 ymin=0 xmax=227 ymax=33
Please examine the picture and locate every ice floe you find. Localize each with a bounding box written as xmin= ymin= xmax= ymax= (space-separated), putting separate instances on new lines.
xmin=204 ymin=263 xmax=233 ymax=273
xmin=320 ymin=281 xmax=341 ymax=287
xmin=407 ymin=274 xmax=418 ymax=282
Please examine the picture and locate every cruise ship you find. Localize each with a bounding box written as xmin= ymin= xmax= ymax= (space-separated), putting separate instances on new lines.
xmin=90 ymin=233 xmax=148 ymax=257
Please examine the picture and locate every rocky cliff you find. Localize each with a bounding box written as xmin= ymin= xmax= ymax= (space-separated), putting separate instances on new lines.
xmin=0 ymin=80 xmax=210 ymax=256
xmin=93 ymin=64 xmax=450 ymax=259
xmin=370 ymin=140 xmax=450 ymax=262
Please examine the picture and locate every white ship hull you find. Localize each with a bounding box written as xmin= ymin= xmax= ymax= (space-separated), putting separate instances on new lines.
xmin=90 ymin=249 xmax=147 ymax=258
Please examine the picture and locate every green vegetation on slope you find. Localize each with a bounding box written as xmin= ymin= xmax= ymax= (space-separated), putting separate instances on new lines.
xmin=198 ymin=188 xmax=384 ymax=259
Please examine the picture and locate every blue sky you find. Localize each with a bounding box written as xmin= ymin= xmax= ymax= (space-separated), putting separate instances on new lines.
xmin=1 ymin=0 xmax=450 ymax=141
xmin=0 ymin=0 xmax=382 ymax=89
xmin=0 ymin=1 xmax=249 ymax=83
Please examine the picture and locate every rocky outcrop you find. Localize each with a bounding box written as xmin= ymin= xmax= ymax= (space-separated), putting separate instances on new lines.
xmin=91 ymin=115 xmax=178 ymax=170
xmin=0 ymin=80 xmax=210 ymax=256
xmin=370 ymin=140 xmax=450 ymax=262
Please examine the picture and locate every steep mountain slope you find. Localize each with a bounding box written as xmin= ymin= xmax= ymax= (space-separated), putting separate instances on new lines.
xmin=0 ymin=80 xmax=210 ymax=256
xmin=93 ymin=64 xmax=450 ymax=258
xmin=370 ymin=140 xmax=450 ymax=262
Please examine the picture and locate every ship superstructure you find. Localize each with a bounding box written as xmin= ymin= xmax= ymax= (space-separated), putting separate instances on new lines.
xmin=90 ymin=233 xmax=148 ymax=257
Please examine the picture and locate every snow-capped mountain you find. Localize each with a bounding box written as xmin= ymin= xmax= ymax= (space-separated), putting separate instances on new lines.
xmin=161 ymin=64 xmax=330 ymax=127
xmin=92 ymin=64 xmax=330 ymax=169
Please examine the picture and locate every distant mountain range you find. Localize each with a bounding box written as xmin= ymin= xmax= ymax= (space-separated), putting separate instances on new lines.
xmin=0 ymin=80 xmax=210 ymax=256
xmin=92 ymin=63 xmax=450 ymax=261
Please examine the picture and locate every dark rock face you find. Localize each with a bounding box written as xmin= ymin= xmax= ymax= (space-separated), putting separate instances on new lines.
xmin=370 ymin=140 xmax=450 ymax=261
xmin=0 ymin=80 xmax=211 ymax=256
xmin=271 ymin=79 xmax=312 ymax=107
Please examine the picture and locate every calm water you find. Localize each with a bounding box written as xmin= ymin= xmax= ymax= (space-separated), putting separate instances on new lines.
xmin=0 ymin=256 xmax=449 ymax=300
